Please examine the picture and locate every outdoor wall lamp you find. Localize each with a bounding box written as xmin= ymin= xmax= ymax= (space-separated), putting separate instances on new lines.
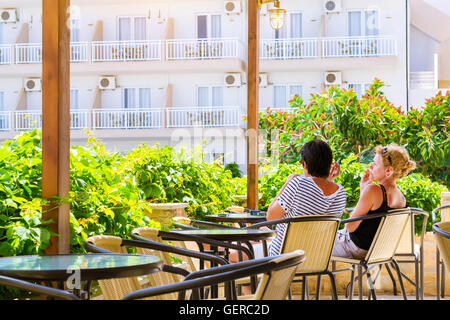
xmin=258 ymin=0 xmax=286 ymax=30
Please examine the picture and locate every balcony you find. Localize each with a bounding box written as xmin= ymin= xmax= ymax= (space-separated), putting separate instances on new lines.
xmin=92 ymin=109 xmax=162 ymax=129
xmin=166 ymin=38 xmax=244 ymax=61
xmin=2 ymin=36 xmax=397 ymax=67
xmin=260 ymin=38 xmax=319 ymax=60
xmin=91 ymin=41 xmax=162 ymax=62
xmin=321 ymin=35 xmax=397 ymax=58
xmin=0 ymin=45 xmax=12 ymax=65
xmin=166 ymin=107 xmax=242 ymax=128
xmin=2 ymin=107 xmax=243 ymax=132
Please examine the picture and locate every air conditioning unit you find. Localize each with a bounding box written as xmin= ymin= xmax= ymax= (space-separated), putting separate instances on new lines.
xmin=324 ymin=71 xmax=342 ymax=86
xmin=0 ymin=9 xmax=17 ymax=23
xmin=24 ymin=78 xmax=42 ymax=92
xmin=224 ymin=73 xmax=242 ymax=87
xmin=259 ymin=73 xmax=269 ymax=88
xmin=323 ymin=0 xmax=342 ymax=14
xmin=224 ymin=1 xmax=241 ymax=15
xmin=98 ymin=76 xmax=116 ymax=90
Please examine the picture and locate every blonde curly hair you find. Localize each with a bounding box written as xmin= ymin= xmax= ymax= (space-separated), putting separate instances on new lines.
xmin=374 ymin=143 xmax=416 ymax=180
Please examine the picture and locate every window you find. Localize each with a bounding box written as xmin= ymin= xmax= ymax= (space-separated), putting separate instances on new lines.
xmin=197 ymin=14 xmax=222 ymax=39
xmin=70 ymin=89 xmax=79 ymax=109
xmin=348 ymin=83 xmax=371 ymax=98
xmin=348 ymin=9 xmax=379 ymax=37
xmin=117 ymin=16 xmax=147 ymax=41
xmin=123 ymin=88 xmax=151 ymax=109
xmin=197 ymin=86 xmax=223 ymax=107
xmin=273 ymin=84 xmax=302 ymax=108
xmin=70 ymin=19 xmax=80 ymax=42
xmin=213 ymin=152 xmax=224 ymax=166
xmin=0 ymin=91 xmax=4 ymax=111
xmin=275 ymin=12 xmax=302 ymax=39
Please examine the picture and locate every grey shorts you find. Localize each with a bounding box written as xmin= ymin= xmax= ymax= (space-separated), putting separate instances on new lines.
xmin=332 ymin=229 xmax=367 ymax=260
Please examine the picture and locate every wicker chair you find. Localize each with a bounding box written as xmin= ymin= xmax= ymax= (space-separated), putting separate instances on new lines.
xmin=0 ymin=275 xmax=80 ymax=300
xmin=331 ymin=208 xmax=411 ymax=300
xmin=391 ymin=207 xmax=429 ymax=299
xmin=132 ymin=227 xmax=259 ymax=297
xmin=245 ymin=215 xmax=341 ymax=300
xmin=121 ymin=250 xmax=306 ymax=300
xmin=432 ymin=203 xmax=450 ymax=300
xmin=433 ymin=222 xmax=450 ymax=276
xmin=84 ymin=235 xmax=227 ymax=300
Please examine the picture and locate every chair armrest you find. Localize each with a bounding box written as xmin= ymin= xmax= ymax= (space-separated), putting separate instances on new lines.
xmin=433 ymin=223 xmax=450 ymax=239
xmin=172 ymin=222 xmax=198 ymax=230
xmin=432 ymin=204 xmax=450 ymax=224
xmin=124 ymin=237 xmax=229 ymax=266
xmin=190 ymin=219 xmax=239 ymax=230
xmin=121 ymin=258 xmax=273 ymax=300
xmin=162 ymin=264 xmax=190 ymax=277
xmin=411 ymin=207 xmax=429 ymax=248
xmin=0 ymin=275 xmax=80 ymax=300
xmin=158 ymin=230 xmax=254 ymax=260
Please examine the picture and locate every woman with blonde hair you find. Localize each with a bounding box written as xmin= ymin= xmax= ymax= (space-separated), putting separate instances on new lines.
xmin=332 ymin=143 xmax=416 ymax=259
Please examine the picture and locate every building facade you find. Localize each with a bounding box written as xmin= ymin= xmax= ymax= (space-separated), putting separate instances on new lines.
xmin=0 ymin=0 xmax=448 ymax=172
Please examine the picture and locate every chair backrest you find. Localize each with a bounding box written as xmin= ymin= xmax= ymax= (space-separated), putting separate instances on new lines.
xmin=85 ymin=235 xmax=142 ymax=300
xmin=433 ymin=222 xmax=450 ymax=276
xmin=131 ymin=227 xmax=187 ymax=299
xmin=253 ymin=250 xmax=306 ymax=300
xmin=364 ymin=208 xmax=411 ymax=264
xmin=279 ymin=215 xmax=340 ymax=274
xmin=395 ymin=212 xmax=415 ymax=254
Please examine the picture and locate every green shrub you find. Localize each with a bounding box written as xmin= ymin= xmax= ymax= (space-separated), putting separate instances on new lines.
xmin=259 ymin=80 xmax=450 ymax=187
xmin=123 ymin=143 xmax=237 ymax=221
xmin=224 ymin=163 xmax=242 ymax=178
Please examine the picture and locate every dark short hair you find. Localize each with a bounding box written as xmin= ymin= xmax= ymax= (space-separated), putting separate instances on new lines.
xmin=300 ymin=139 xmax=333 ymax=178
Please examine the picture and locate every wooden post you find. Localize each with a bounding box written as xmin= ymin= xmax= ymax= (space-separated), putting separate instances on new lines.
xmin=42 ymin=0 xmax=71 ymax=254
xmin=247 ymin=0 xmax=260 ymax=210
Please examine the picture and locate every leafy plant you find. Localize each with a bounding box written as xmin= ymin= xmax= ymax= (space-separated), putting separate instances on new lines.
xmin=224 ymin=163 xmax=243 ymax=178
xmin=259 ymin=80 xmax=450 ymax=188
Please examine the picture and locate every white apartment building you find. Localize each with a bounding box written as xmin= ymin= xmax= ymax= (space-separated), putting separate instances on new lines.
xmin=0 ymin=0 xmax=448 ymax=173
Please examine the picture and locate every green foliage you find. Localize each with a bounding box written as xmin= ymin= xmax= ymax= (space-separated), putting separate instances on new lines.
xmin=68 ymin=136 xmax=161 ymax=252
xmin=258 ymin=163 xmax=303 ymax=211
xmin=224 ymin=163 xmax=243 ymax=178
xmin=0 ymin=130 xmax=53 ymax=257
xmin=397 ymin=173 xmax=449 ymax=234
xmin=259 ymin=80 xmax=450 ymax=187
xmin=123 ymin=143 xmax=237 ymax=221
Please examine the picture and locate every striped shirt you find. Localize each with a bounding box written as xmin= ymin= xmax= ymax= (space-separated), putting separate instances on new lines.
xmin=268 ymin=176 xmax=347 ymax=256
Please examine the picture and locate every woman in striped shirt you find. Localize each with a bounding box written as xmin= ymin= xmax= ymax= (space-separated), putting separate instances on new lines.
xmin=266 ymin=139 xmax=347 ymax=256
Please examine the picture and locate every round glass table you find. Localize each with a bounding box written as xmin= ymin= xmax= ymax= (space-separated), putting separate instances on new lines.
xmin=0 ymin=254 xmax=162 ymax=282
xmin=0 ymin=254 xmax=163 ymax=299
xmin=204 ymin=213 xmax=266 ymax=225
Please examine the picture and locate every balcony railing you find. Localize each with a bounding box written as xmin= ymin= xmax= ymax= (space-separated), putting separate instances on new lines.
xmin=166 ymin=38 xmax=244 ymax=60
xmin=166 ymin=107 xmax=241 ymax=128
xmin=321 ymin=36 xmax=397 ymax=58
xmin=91 ymin=41 xmax=162 ymax=62
xmin=0 ymin=112 xmax=12 ymax=130
xmin=260 ymin=38 xmax=319 ymax=60
xmin=70 ymin=42 xmax=90 ymax=62
xmin=0 ymin=45 xmax=12 ymax=65
xmin=5 ymin=36 xmax=398 ymax=65
xmin=92 ymin=109 xmax=163 ymax=129
xmin=15 ymin=110 xmax=43 ymax=130
xmin=15 ymin=43 xmax=42 ymax=64
xmin=2 ymin=108 xmax=244 ymax=132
